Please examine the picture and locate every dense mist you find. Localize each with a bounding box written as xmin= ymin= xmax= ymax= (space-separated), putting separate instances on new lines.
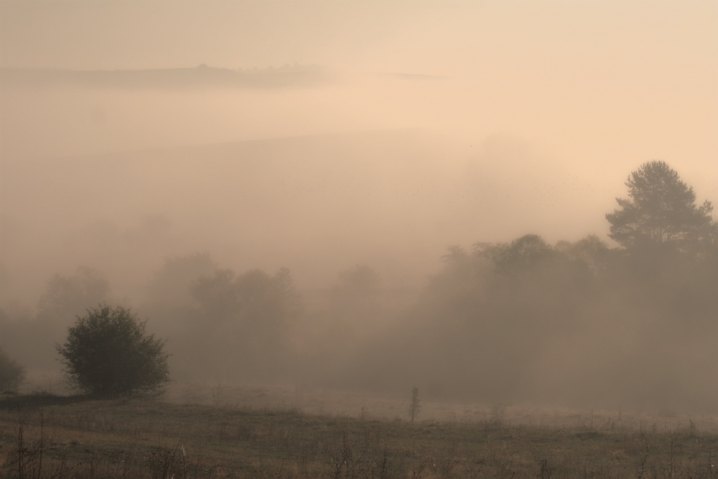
xmin=1 ymin=0 xmax=717 ymax=416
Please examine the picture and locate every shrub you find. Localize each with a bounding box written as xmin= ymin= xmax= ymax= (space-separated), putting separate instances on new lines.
xmin=58 ymin=304 xmax=169 ymax=396
xmin=0 ymin=348 xmax=24 ymax=392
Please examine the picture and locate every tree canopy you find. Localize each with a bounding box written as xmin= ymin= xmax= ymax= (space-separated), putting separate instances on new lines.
xmin=606 ymin=161 xmax=714 ymax=250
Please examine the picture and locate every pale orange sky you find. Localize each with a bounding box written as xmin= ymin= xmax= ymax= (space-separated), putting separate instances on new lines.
xmin=2 ymin=1 xmax=714 ymax=171
xmin=1 ymin=0 xmax=716 ymax=299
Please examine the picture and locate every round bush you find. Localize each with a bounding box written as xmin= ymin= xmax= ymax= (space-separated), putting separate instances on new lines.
xmin=58 ymin=304 xmax=169 ymax=396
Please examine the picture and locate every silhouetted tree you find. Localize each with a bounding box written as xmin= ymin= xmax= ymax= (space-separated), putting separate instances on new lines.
xmin=143 ymin=253 xmax=219 ymax=333
xmin=38 ymin=267 xmax=110 ymax=321
xmin=606 ymin=161 xmax=714 ymax=251
xmin=58 ymin=304 xmax=169 ymax=396
xmin=332 ymin=265 xmax=380 ymax=298
xmin=145 ymin=253 xmax=218 ymax=312
xmin=192 ymin=268 xmax=299 ymax=330
xmin=556 ymin=235 xmax=611 ymax=274
xmin=0 ymin=348 xmax=24 ymax=392
xmin=485 ymin=234 xmax=555 ymax=275
xmin=184 ymin=268 xmax=301 ymax=381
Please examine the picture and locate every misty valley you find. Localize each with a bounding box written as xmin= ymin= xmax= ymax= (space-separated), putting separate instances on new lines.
xmin=2 ymin=1 xmax=717 ymax=476
xmin=3 ymin=155 xmax=718 ymax=478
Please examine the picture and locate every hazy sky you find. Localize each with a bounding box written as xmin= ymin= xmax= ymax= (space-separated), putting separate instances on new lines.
xmin=2 ymin=1 xmax=716 ymax=72
xmin=2 ymin=1 xmax=714 ymax=170
xmin=1 ymin=0 xmax=717 ymax=298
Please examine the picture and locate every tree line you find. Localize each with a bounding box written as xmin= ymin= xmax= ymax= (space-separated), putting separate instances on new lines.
xmin=1 ymin=160 xmax=717 ymax=409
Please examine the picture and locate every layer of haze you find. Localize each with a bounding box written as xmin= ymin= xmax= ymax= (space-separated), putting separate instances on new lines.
xmin=1 ymin=0 xmax=717 ymax=411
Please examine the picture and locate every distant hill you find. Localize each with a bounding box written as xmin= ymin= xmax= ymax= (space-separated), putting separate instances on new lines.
xmin=0 ymin=64 xmax=331 ymax=89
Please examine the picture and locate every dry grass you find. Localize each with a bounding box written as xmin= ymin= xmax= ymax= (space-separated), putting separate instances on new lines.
xmin=2 ymin=392 xmax=718 ymax=478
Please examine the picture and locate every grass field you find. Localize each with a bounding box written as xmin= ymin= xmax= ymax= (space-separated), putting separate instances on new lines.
xmin=2 ymin=391 xmax=718 ymax=478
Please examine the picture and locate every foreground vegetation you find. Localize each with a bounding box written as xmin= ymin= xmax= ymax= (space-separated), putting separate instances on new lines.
xmin=2 ymin=394 xmax=718 ymax=478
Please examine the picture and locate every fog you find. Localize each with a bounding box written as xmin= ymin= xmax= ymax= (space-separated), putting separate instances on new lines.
xmin=1 ymin=1 xmax=717 ymax=413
